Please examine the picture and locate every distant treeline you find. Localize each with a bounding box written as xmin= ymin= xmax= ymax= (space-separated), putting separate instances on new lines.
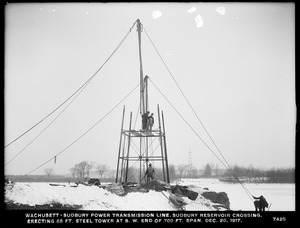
xmin=5 ymin=175 xmax=115 ymax=183
xmin=221 ymin=165 xmax=295 ymax=183
xmin=5 ymin=164 xmax=295 ymax=184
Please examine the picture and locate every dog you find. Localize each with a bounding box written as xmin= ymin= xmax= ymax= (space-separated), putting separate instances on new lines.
xmin=254 ymin=199 xmax=269 ymax=211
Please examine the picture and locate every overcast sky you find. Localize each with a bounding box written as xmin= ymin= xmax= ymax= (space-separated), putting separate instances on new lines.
xmin=5 ymin=3 xmax=295 ymax=175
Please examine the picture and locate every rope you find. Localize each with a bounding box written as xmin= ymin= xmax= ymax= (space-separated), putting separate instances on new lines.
xmin=149 ymin=78 xmax=254 ymax=202
xmin=133 ymin=104 xmax=140 ymax=129
xmin=144 ymin=26 xmax=254 ymax=201
xmin=5 ymin=77 xmax=90 ymax=166
xmin=5 ymin=20 xmax=138 ymax=149
xmin=129 ymin=139 xmax=141 ymax=157
xmin=21 ymin=83 xmax=139 ymax=177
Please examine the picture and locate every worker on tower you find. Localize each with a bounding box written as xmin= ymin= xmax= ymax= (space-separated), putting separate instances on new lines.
xmin=148 ymin=113 xmax=154 ymax=130
xmin=142 ymin=111 xmax=150 ymax=130
xmin=145 ymin=163 xmax=155 ymax=182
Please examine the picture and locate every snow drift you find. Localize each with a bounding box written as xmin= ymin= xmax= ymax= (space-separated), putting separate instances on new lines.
xmin=5 ymin=180 xmax=230 ymax=211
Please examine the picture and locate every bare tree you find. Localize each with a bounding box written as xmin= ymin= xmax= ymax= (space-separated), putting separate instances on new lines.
xmin=191 ymin=166 xmax=198 ymax=178
xmin=203 ymin=164 xmax=212 ymax=177
xmin=177 ymin=164 xmax=187 ymax=180
xmin=44 ymin=168 xmax=54 ymax=179
xmin=96 ymin=164 xmax=108 ymax=179
xmin=86 ymin=161 xmax=95 ymax=178
xmin=214 ymin=163 xmax=220 ymax=177
xmin=70 ymin=167 xmax=76 ymax=179
xmin=168 ymin=164 xmax=177 ymax=182
xmin=72 ymin=161 xmax=93 ymax=180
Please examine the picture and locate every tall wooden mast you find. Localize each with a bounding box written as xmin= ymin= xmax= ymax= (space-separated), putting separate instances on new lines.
xmin=137 ymin=19 xmax=147 ymax=115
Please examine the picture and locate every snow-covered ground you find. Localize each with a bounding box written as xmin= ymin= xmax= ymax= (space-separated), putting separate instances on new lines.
xmin=176 ymin=178 xmax=295 ymax=211
xmin=5 ymin=182 xmax=218 ymax=210
xmin=5 ymin=178 xmax=295 ymax=211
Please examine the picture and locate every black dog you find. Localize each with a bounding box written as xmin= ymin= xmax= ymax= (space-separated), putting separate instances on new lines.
xmin=254 ymin=199 xmax=269 ymax=211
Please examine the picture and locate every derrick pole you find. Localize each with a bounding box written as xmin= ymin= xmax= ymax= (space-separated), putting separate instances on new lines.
xmin=137 ymin=19 xmax=147 ymax=115
xmin=137 ymin=19 xmax=149 ymax=172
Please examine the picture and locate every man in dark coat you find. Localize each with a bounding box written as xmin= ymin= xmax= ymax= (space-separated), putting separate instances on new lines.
xmin=145 ymin=163 xmax=155 ymax=182
xmin=148 ymin=113 xmax=154 ymax=130
xmin=142 ymin=111 xmax=150 ymax=130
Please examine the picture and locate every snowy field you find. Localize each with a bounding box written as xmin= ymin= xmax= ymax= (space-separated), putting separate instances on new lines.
xmin=5 ymin=181 xmax=220 ymax=210
xmin=176 ymin=178 xmax=295 ymax=211
xmin=5 ymin=178 xmax=295 ymax=211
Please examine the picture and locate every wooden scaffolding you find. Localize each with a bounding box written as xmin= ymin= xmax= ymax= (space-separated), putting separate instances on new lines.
xmin=115 ymin=105 xmax=170 ymax=184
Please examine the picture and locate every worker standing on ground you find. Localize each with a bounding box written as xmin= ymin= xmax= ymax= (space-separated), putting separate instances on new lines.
xmin=142 ymin=111 xmax=150 ymax=130
xmin=148 ymin=113 xmax=154 ymax=130
xmin=145 ymin=163 xmax=155 ymax=182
